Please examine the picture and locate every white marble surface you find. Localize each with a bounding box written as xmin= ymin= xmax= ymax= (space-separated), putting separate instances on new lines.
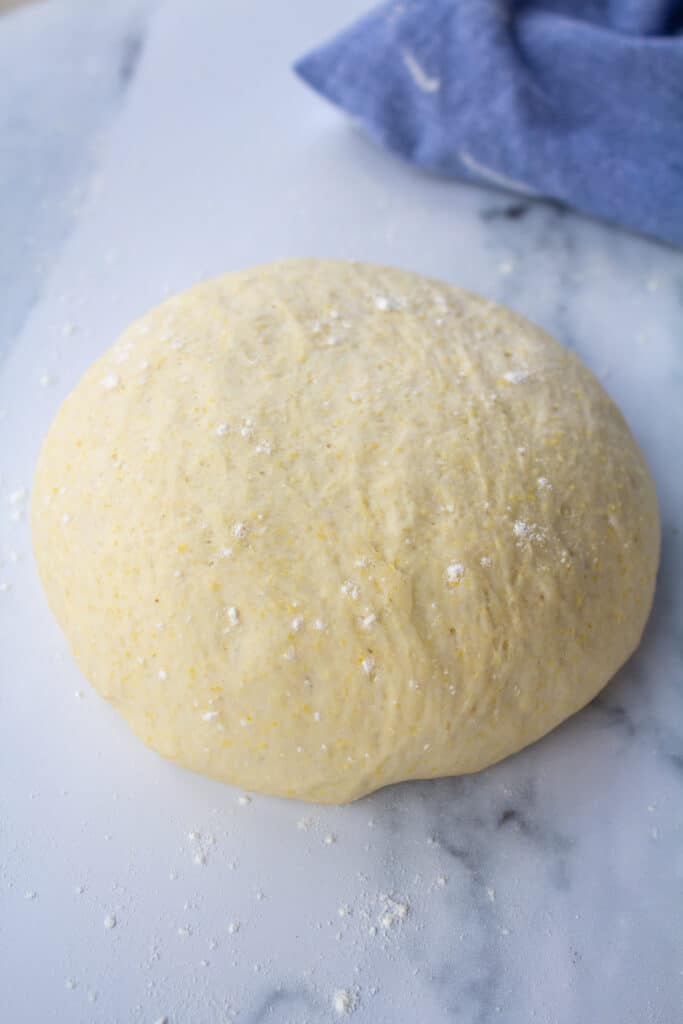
xmin=1 ymin=2 xmax=683 ymax=1022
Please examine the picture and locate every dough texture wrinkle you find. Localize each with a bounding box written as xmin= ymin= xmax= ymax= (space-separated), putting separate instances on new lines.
xmin=32 ymin=259 xmax=659 ymax=802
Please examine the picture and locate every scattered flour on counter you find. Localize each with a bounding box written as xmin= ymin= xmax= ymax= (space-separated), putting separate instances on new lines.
xmin=333 ymin=988 xmax=356 ymax=1015
xmin=8 ymin=488 xmax=28 ymax=522
xmin=186 ymin=828 xmax=215 ymax=866
xmin=378 ymin=896 xmax=409 ymax=930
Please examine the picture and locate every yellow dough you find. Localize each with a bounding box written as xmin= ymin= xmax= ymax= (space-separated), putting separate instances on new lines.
xmin=32 ymin=260 xmax=659 ymax=802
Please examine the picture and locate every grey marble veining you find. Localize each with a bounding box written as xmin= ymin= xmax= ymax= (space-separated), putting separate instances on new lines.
xmin=1 ymin=2 xmax=682 ymax=1022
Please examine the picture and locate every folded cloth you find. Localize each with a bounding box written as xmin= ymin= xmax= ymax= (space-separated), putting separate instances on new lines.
xmin=295 ymin=0 xmax=683 ymax=247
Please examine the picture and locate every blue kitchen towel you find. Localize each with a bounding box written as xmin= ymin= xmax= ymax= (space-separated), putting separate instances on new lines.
xmin=295 ymin=0 xmax=683 ymax=247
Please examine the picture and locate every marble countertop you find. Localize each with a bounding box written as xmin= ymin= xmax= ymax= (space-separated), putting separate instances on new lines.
xmin=1 ymin=2 xmax=682 ymax=1022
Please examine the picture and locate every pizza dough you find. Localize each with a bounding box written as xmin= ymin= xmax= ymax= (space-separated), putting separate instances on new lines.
xmin=31 ymin=259 xmax=659 ymax=803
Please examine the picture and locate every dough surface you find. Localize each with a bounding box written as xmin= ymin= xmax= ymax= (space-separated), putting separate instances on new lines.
xmin=32 ymin=260 xmax=659 ymax=802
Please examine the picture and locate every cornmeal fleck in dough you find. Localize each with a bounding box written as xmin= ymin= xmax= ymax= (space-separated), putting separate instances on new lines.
xmin=32 ymin=259 xmax=659 ymax=802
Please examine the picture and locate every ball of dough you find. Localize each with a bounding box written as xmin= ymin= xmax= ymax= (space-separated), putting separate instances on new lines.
xmin=32 ymin=260 xmax=659 ymax=803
